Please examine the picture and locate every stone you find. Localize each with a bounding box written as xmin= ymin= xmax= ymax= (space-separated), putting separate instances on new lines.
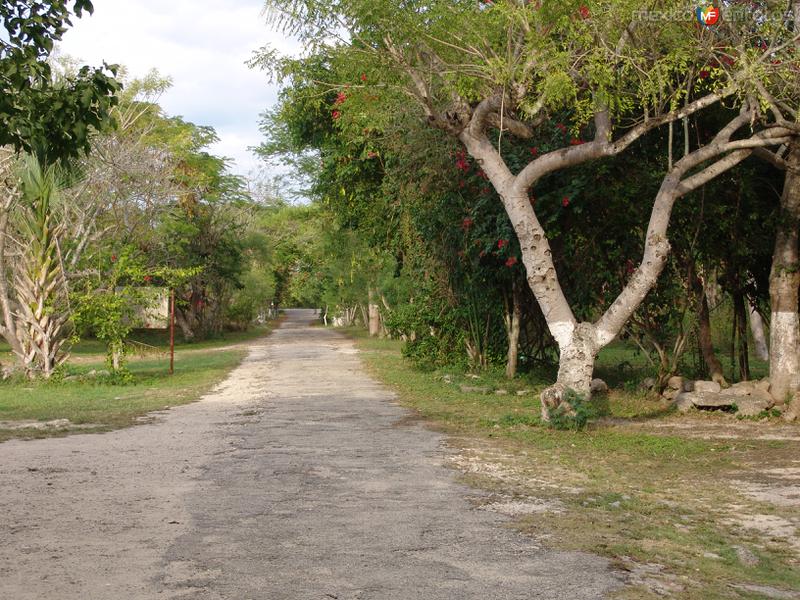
xmin=662 ymin=388 xmax=680 ymax=401
xmin=673 ymin=393 xmax=695 ymax=414
xmin=667 ymin=376 xmax=684 ymax=390
xmin=733 ymin=545 xmax=760 ymax=567
xmin=725 ymin=386 xmax=753 ymax=397
xmin=751 ymin=388 xmax=775 ymax=408
xmin=687 ymin=392 xmax=734 ymax=409
xmin=734 ymin=397 xmax=770 ymax=418
xmin=640 ymin=377 xmax=656 ymax=390
xmin=516 ymin=389 xmax=533 ymax=396
xmin=755 ymin=379 xmax=771 ymax=393
xmin=681 ymin=379 xmax=695 ymax=392
xmin=459 ymin=384 xmax=490 ymax=394
xmin=494 ymin=389 xmax=508 ymax=396
xmin=731 ymin=380 xmax=757 ymax=392
xmin=590 ymin=378 xmax=608 ymax=394
xmin=693 ymin=380 xmax=721 ymax=394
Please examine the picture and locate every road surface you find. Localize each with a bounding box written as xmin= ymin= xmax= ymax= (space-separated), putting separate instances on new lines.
xmin=0 ymin=309 xmax=620 ymax=599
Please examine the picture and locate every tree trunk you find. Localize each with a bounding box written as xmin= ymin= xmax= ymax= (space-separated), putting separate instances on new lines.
xmin=733 ymin=290 xmax=751 ymax=381
xmin=541 ymin=323 xmax=597 ymax=421
xmin=697 ymin=284 xmax=727 ymax=385
xmin=368 ymin=287 xmax=381 ymax=337
xmin=689 ymin=264 xmax=728 ymax=385
xmin=769 ymin=144 xmax=800 ymax=403
xmin=748 ymin=301 xmax=769 ymax=362
xmin=504 ymin=282 xmax=521 ymax=379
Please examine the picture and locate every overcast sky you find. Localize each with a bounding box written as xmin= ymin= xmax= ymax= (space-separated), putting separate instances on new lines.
xmin=59 ymin=0 xmax=299 ymax=178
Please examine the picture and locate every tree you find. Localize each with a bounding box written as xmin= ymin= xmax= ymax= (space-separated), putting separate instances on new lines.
xmin=1 ymin=0 xmax=120 ymax=164
xmin=262 ymin=0 xmax=798 ymax=415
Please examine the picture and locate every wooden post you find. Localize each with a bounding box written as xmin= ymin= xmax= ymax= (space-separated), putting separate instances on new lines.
xmin=169 ymin=288 xmax=175 ymax=375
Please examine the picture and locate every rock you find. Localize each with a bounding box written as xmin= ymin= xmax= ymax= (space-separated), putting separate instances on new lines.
xmin=682 ymin=379 xmax=695 ymax=392
xmin=725 ymin=386 xmax=754 ymax=397
xmin=733 ymin=545 xmax=760 ymax=567
xmin=751 ymin=388 xmax=775 ymax=408
xmin=730 ymin=584 xmax=800 ymax=599
xmin=667 ymin=376 xmax=684 ymax=390
xmin=590 ymin=378 xmax=608 ymax=394
xmin=494 ymin=389 xmax=508 ymax=396
xmin=459 ymin=384 xmax=490 ymax=394
xmin=755 ymin=379 xmax=771 ymax=393
xmin=516 ymin=389 xmax=533 ymax=396
xmin=662 ymin=388 xmax=680 ymax=401
xmin=735 ymin=397 xmax=770 ymax=418
xmin=731 ymin=380 xmax=757 ymax=392
xmin=466 ymin=374 xmax=480 ymax=380
xmin=694 ymin=380 xmax=721 ymax=394
xmin=685 ymin=392 xmax=735 ymax=409
xmin=673 ymin=393 xmax=695 ymax=414
xmin=640 ymin=377 xmax=656 ymax=391
xmin=442 ymin=374 xmax=452 ymax=384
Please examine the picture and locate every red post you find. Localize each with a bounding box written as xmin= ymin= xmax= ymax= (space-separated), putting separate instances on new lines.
xmin=169 ymin=288 xmax=175 ymax=375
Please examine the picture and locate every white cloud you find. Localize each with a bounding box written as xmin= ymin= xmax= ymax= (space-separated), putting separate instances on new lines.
xmin=59 ymin=0 xmax=300 ymax=178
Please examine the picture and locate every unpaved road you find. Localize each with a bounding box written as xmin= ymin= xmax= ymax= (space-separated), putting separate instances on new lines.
xmin=0 ymin=309 xmax=620 ymax=599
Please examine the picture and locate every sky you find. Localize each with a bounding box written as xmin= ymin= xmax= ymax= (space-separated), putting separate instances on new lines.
xmin=59 ymin=0 xmax=300 ymax=178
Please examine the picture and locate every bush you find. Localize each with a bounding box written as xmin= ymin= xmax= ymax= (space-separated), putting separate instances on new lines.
xmin=548 ymin=389 xmax=593 ymax=432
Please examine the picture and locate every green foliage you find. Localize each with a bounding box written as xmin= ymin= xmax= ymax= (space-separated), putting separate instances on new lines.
xmin=0 ymin=0 xmax=121 ymax=164
xmin=547 ymin=390 xmax=593 ymax=432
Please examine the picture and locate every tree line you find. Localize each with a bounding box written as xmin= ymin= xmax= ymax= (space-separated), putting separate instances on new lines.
xmin=0 ymin=1 xmax=294 ymax=378
xmin=257 ymin=0 xmax=800 ymax=418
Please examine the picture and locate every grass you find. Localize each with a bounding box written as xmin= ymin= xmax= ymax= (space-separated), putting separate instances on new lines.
xmin=349 ymin=329 xmax=800 ymax=599
xmin=0 ymin=323 xmax=275 ymax=443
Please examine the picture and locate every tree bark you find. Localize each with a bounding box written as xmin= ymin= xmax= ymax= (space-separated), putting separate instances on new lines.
xmin=769 ymin=143 xmax=800 ymax=403
xmin=697 ymin=282 xmax=727 ymax=385
xmin=368 ymin=287 xmax=381 ymax=337
xmin=504 ymin=281 xmax=522 ymax=379
xmin=733 ymin=290 xmax=751 ymax=381
xmin=748 ymin=301 xmax=769 ymax=362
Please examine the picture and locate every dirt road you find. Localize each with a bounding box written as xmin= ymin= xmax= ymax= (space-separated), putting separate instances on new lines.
xmin=0 ymin=309 xmax=620 ymax=599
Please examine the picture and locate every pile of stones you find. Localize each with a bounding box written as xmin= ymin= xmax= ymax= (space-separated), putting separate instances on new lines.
xmin=661 ymin=376 xmax=776 ymax=417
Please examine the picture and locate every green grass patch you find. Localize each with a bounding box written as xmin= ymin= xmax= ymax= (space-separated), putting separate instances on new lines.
xmin=0 ymin=324 xmax=274 ymax=442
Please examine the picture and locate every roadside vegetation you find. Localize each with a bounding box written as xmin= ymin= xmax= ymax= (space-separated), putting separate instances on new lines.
xmin=0 ymin=324 xmax=273 ymax=442
xmin=352 ymin=330 xmax=800 ymax=599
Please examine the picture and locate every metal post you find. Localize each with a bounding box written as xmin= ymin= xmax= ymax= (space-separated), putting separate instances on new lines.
xmin=169 ymin=288 xmax=175 ymax=375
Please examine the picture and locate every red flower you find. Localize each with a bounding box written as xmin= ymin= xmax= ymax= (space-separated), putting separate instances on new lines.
xmin=578 ymin=5 xmax=590 ymax=19
xmin=562 ymin=196 xmax=570 ymax=207
xmin=699 ymin=70 xmax=710 ymax=79
xmin=334 ymin=92 xmax=347 ymax=105
xmin=477 ymin=169 xmax=488 ymax=180
xmin=530 ymin=146 xmax=539 ymax=156
xmin=455 ymin=158 xmax=470 ymax=172
xmin=332 ymin=110 xmax=341 ymax=120
xmin=481 ymin=187 xmax=490 ymax=195
xmin=360 ymin=73 xmax=367 ymax=82
xmin=570 ymin=138 xmax=584 ymax=146
xmin=497 ymin=239 xmax=509 ymax=249
xmin=367 ymin=151 xmax=377 ymax=158
xmin=556 ymin=123 xmax=567 ymax=133
xmin=461 ymin=217 xmax=474 ymax=230
xmin=143 ymin=275 xmax=152 ymax=283
xmin=479 ymin=250 xmax=486 ymax=257
xmin=505 ymin=256 xmax=518 ymax=267
xmin=111 ymin=254 xmax=117 ymax=262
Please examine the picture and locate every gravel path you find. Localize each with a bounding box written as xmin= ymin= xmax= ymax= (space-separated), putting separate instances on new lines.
xmin=0 ymin=309 xmax=620 ymax=599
